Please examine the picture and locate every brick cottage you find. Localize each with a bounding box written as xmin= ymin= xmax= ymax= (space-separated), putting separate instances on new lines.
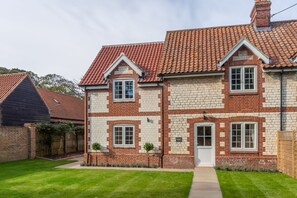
xmin=80 ymin=0 xmax=297 ymax=169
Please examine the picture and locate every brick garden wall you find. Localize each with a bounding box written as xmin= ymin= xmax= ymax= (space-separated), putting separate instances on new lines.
xmin=0 ymin=124 xmax=36 ymax=163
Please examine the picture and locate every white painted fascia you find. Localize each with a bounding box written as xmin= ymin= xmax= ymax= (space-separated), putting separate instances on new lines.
xmin=103 ymin=53 xmax=143 ymax=79
xmin=162 ymin=72 xmax=224 ymax=79
xmin=263 ymin=68 xmax=297 ymax=73
xmin=84 ymin=84 xmax=109 ymax=90
xmin=138 ymin=83 xmax=163 ymax=87
xmin=218 ymin=38 xmax=270 ymax=67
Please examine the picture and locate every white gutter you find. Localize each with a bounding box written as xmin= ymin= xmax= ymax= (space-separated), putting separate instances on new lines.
xmin=162 ymin=72 xmax=224 ymax=79
xmin=84 ymin=85 xmax=109 ymax=90
xmin=138 ymin=83 xmax=163 ymax=87
xmin=263 ymin=68 xmax=297 ymax=73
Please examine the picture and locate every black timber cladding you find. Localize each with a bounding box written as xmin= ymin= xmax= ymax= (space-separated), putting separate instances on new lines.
xmin=0 ymin=76 xmax=50 ymax=126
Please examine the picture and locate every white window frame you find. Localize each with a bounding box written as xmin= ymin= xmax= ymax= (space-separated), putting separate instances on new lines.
xmin=229 ymin=65 xmax=257 ymax=93
xmin=113 ymin=125 xmax=135 ymax=147
xmin=230 ymin=122 xmax=258 ymax=151
xmin=113 ymin=79 xmax=135 ymax=101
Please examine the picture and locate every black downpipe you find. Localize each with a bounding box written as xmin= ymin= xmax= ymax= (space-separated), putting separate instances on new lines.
xmin=280 ymin=70 xmax=283 ymax=131
xmin=161 ymin=81 xmax=165 ymax=168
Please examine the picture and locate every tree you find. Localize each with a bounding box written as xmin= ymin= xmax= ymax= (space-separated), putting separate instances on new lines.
xmin=92 ymin=142 xmax=101 ymax=166
xmin=0 ymin=66 xmax=83 ymax=98
xmin=143 ymin=143 xmax=154 ymax=168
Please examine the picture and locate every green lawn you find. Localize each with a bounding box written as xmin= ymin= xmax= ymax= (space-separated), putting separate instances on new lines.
xmin=0 ymin=159 xmax=192 ymax=198
xmin=217 ymin=170 xmax=297 ymax=198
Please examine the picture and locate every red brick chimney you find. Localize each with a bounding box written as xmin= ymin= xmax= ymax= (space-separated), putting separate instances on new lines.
xmin=250 ymin=0 xmax=271 ymax=30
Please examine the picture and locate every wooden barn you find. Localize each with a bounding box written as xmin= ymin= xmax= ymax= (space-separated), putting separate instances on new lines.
xmin=0 ymin=72 xmax=49 ymax=126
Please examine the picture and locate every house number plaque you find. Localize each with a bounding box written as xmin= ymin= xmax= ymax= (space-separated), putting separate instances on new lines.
xmin=176 ymin=137 xmax=183 ymax=142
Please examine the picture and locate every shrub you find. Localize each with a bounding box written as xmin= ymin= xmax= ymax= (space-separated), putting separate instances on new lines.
xmin=143 ymin=143 xmax=154 ymax=153
xmin=92 ymin=143 xmax=101 ymax=151
xmin=143 ymin=142 xmax=154 ymax=168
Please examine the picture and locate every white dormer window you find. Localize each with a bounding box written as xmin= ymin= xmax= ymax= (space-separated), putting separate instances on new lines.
xmin=230 ymin=65 xmax=257 ymax=92
xmin=113 ymin=79 xmax=134 ymax=101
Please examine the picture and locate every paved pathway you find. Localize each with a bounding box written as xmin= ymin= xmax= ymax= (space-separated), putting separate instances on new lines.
xmin=188 ymin=167 xmax=222 ymax=198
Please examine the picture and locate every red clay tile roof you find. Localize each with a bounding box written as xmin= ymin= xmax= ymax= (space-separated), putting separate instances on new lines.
xmin=158 ymin=20 xmax=297 ymax=75
xmin=80 ymin=42 xmax=164 ymax=85
xmin=0 ymin=72 xmax=27 ymax=103
xmin=37 ymin=88 xmax=84 ymax=122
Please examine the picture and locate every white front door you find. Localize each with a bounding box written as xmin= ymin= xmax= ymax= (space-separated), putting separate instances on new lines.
xmin=194 ymin=123 xmax=215 ymax=167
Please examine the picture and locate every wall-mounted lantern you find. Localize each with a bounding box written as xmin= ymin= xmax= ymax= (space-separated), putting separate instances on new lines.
xmin=203 ymin=111 xmax=207 ymax=120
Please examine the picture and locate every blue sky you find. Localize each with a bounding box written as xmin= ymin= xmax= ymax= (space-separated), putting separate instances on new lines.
xmin=0 ymin=0 xmax=296 ymax=81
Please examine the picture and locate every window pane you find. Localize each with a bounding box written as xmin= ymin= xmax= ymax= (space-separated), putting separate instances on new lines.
xmin=244 ymin=67 xmax=255 ymax=90
xmin=205 ymin=126 xmax=211 ymax=136
xmin=197 ymin=127 xmax=204 ymax=136
xmin=125 ymin=81 xmax=134 ymax=99
xmin=231 ymin=68 xmax=241 ymax=90
xmin=245 ymin=124 xmax=255 ymax=148
xmin=125 ymin=127 xmax=134 ymax=145
xmin=114 ymin=127 xmax=122 ymax=145
xmin=198 ymin=137 xmax=204 ymax=146
xmin=114 ymin=81 xmax=123 ymax=99
xmin=205 ymin=136 xmax=212 ymax=146
xmin=231 ymin=124 xmax=241 ymax=148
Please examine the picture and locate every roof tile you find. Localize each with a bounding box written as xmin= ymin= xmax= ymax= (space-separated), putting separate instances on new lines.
xmin=158 ymin=20 xmax=297 ymax=75
xmin=0 ymin=72 xmax=27 ymax=103
xmin=80 ymin=42 xmax=164 ymax=85
xmin=38 ymin=88 xmax=84 ymax=122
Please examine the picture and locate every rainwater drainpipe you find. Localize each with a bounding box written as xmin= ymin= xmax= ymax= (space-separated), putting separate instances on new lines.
xmin=280 ymin=69 xmax=283 ymax=131
xmin=160 ymin=79 xmax=165 ymax=168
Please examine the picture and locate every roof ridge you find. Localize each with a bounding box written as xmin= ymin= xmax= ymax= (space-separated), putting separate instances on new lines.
xmin=102 ymin=41 xmax=164 ymax=48
xmin=166 ymin=19 xmax=297 ymax=33
xmin=38 ymin=87 xmax=82 ymax=100
xmin=0 ymin=72 xmax=27 ymax=77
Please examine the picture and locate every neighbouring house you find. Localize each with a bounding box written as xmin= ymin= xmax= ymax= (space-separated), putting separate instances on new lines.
xmin=37 ymin=88 xmax=84 ymax=125
xmin=80 ymin=0 xmax=297 ymax=169
xmin=0 ymin=72 xmax=49 ymax=126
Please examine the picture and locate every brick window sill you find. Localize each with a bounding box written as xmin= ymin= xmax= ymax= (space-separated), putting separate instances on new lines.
xmin=113 ymin=146 xmax=135 ymax=149
xmin=230 ymin=150 xmax=259 ymax=154
xmin=229 ymin=92 xmax=258 ymax=96
xmin=113 ymin=100 xmax=135 ymax=103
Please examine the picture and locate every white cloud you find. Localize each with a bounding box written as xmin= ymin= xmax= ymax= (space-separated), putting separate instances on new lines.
xmin=0 ymin=0 xmax=296 ymax=81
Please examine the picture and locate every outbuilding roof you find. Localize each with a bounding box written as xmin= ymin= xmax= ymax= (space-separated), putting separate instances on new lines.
xmin=37 ymin=88 xmax=84 ymax=123
xmin=0 ymin=72 xmax=28 ymax=103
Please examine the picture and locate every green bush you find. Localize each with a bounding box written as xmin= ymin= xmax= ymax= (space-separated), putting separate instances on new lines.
xmin=143 ymin=143 xmax=154 ymax=153
xmin=92 ymin=142 xmax=101 ymax=151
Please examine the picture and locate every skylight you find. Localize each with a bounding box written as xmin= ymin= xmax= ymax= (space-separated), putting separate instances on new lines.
xmin=53 ymin=98 xmax=60 ymax=104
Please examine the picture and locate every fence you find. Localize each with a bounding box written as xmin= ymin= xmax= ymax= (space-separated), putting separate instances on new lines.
xmin=0 ymin=124 xmax=36 ymax=163
xmin=36 ymin=132 xmax=84 ymax=157
xmin=277 ymin=131 xmax=297 ymax=179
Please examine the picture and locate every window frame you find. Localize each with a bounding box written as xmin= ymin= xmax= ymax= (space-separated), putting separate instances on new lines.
xmin=113 ymin=79 xmax=135 ymax=101
xmin=229 ymin=65 xmax=257 ymax=93
xmin=113 ymin=124 xmax=135 ymax=148
xmin=230 ymin=122 xmax=258 ymax=151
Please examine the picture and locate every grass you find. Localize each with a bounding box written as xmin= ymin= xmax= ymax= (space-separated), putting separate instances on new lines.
xmin=0 ymin=159 xmax=193 ymax=198
xmin=217 ymin=170 xmax=297 ymax=198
